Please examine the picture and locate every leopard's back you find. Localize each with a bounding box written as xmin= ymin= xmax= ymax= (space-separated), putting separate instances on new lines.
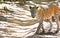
xmin=35 ymin=5 xmax=59 ymax=20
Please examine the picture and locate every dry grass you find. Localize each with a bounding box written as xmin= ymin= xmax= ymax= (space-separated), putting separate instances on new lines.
xmin=6 ymin=18 xmax=38 ymax=26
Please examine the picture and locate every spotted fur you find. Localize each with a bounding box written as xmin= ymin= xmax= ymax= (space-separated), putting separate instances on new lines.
xmin=30 ymin=2 xmax=59 ymax=34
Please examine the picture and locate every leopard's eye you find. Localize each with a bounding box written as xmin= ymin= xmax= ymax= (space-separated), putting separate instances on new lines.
xmin=29 ymin=6 xmax=32 ymax=9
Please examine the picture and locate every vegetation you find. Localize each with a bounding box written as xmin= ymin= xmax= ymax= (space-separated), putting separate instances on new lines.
xmin=59 ymin=0 xmax=60 ymax=2
xmin=59 ymin=16 xmax=60 ymax=21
